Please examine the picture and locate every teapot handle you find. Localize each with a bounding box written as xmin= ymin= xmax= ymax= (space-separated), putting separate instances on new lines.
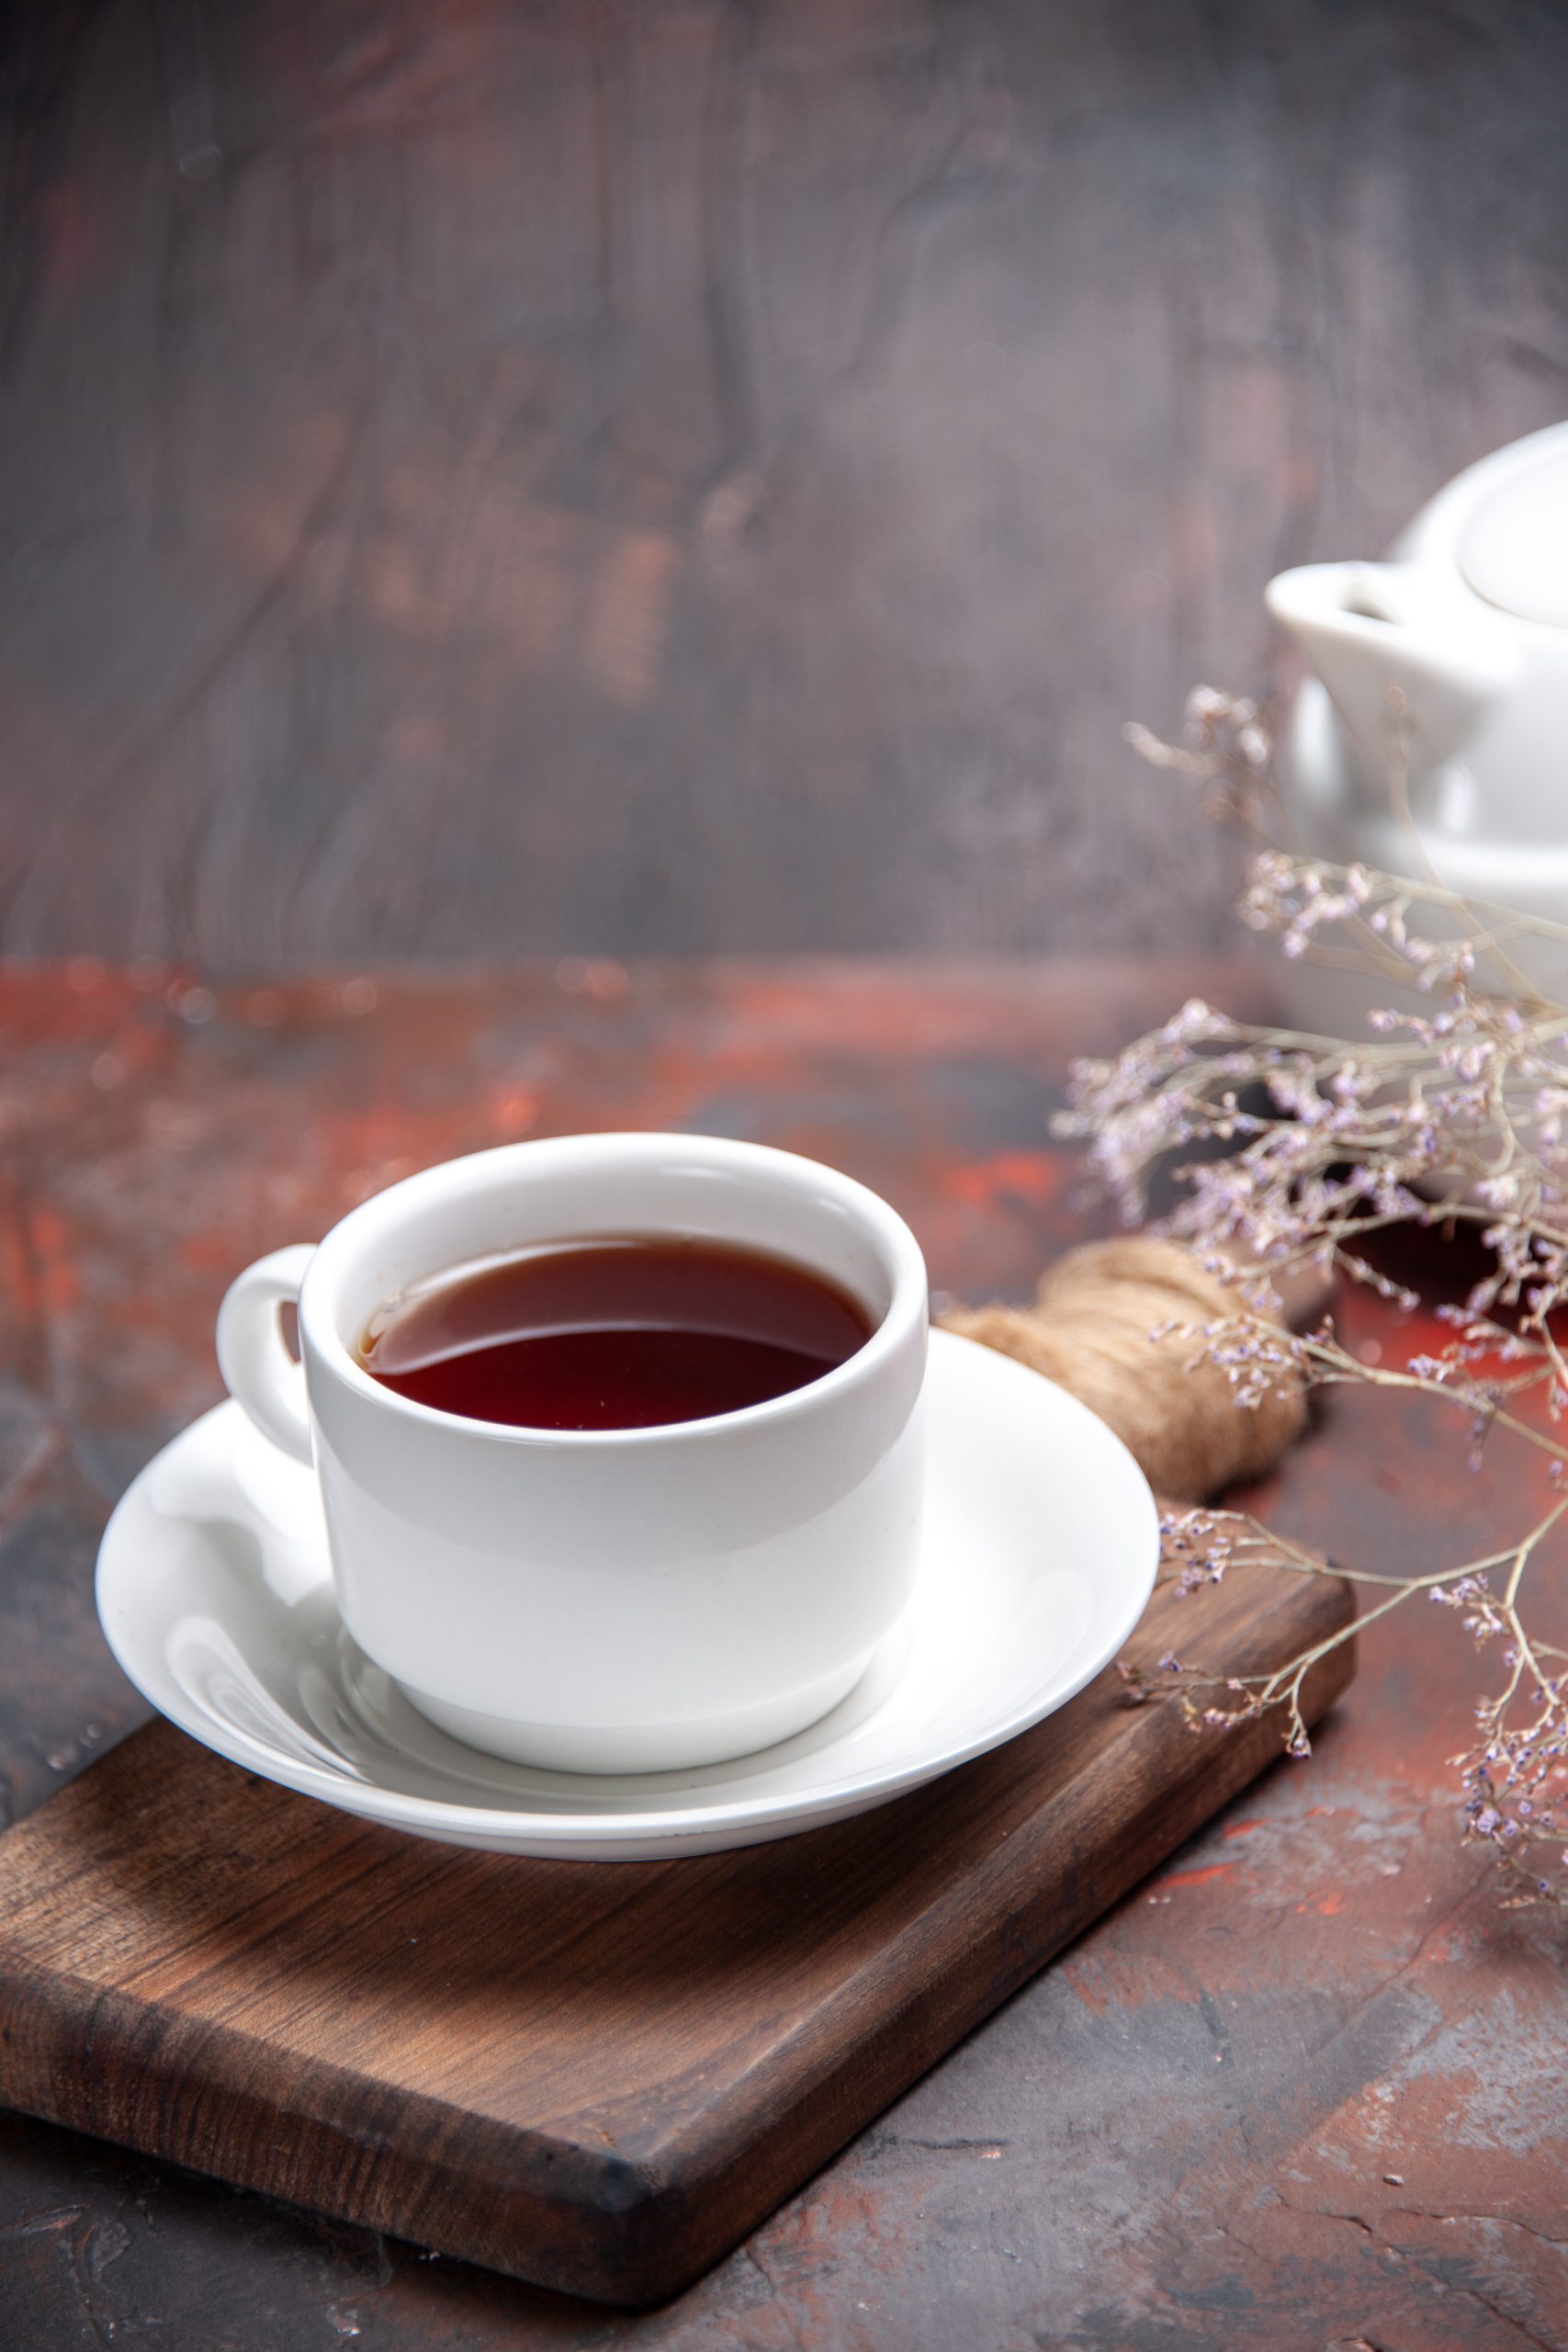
xmin=1267 ymin=561 xmax=1516 ymax=786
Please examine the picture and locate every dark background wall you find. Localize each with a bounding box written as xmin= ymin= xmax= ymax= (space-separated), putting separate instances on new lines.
xmin=3 ymin=0 xmax=1566 ymax=973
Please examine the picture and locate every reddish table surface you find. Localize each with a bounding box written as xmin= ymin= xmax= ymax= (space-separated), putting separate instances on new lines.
xmin=2 ymin=957 xmax=1564 ymax=2352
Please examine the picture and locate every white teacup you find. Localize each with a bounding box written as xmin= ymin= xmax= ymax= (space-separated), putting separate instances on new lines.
xmin=217 ymin=1133 xmax=929 ymax=1773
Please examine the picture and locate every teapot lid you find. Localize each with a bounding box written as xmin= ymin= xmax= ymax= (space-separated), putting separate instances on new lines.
xmin=1460 ymin=444 xmax=1568 ymax=626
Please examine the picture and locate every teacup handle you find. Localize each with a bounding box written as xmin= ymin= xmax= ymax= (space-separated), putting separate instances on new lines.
xmin=217 ymin=1244 xmax=317 ymax=1465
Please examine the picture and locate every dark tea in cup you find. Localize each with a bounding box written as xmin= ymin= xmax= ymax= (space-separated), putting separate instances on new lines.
xmin=220 ymin=1130 xmax=928 ymax=1768
xmin=360 ymin=1236 xmax=873 ymax=1432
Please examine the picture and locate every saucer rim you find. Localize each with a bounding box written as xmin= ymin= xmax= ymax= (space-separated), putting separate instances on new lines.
xmin=96 ymin=1331 xmax=1159 ymax=1845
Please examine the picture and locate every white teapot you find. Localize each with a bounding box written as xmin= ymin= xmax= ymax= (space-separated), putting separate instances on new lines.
xmin=1266 ymin=423 xmax=1568 ymax=1031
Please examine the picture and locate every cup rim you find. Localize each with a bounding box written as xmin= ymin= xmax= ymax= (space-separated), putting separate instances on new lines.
xmin=296 ymin=1131 xmax=929 ymax=1448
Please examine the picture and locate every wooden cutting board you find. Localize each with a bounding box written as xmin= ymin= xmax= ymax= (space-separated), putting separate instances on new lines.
xmin=0 ymin=1553 xmax=1352 ymax=2307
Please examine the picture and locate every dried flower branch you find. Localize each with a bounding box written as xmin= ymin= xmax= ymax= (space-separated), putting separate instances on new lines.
xmin=1070 ymin=690 xmax=1568 ymax=1905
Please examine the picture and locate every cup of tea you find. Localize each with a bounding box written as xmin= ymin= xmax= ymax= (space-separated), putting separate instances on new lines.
xmin=217 ymin=1134 xmax=929 ymax=1772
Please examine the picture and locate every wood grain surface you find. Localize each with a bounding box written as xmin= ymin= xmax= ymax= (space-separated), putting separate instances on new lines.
xmin=0 ymin=1562 xmax=1353 ymax=2306
xmin=4 ymin=0 xmax=1568 ymax=969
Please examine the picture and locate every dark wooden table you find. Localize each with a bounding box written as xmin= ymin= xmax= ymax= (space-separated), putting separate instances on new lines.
xmin=3 ymin=956 xmax=1565 ymax=2351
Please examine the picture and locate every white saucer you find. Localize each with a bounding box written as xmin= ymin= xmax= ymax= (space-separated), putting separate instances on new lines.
xmin=96 ymin=1331 xmax=1159 ymax=1860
